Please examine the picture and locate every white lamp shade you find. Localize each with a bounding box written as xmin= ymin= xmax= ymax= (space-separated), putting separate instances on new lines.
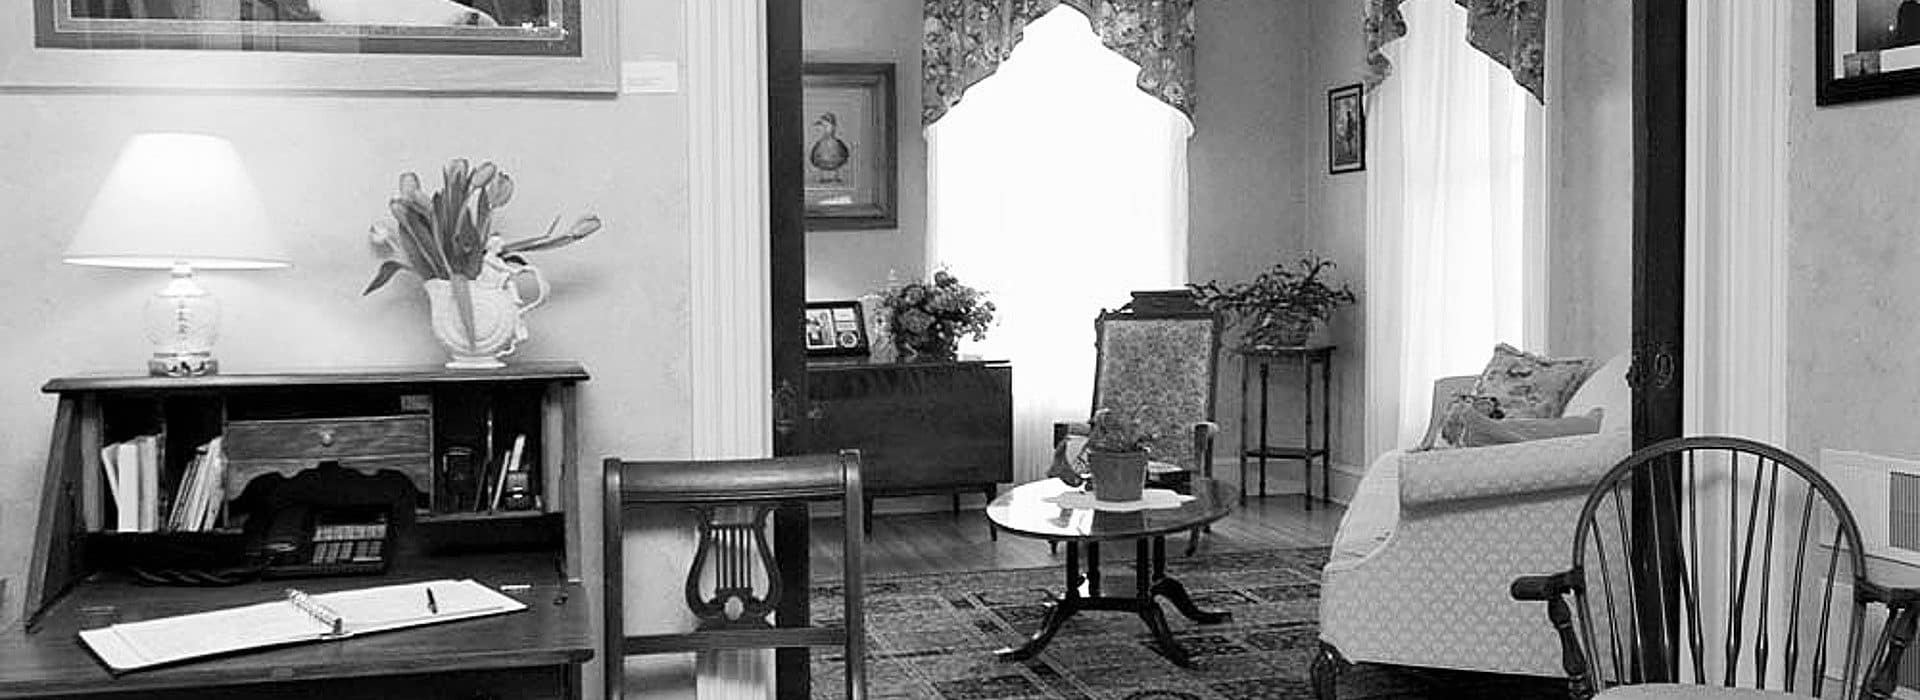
xmin=65 ymin=133 xmax=290 ymax=270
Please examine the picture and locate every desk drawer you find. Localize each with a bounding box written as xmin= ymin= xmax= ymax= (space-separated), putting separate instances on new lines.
xmin=225 ymin=415 xmax=431 ymax=461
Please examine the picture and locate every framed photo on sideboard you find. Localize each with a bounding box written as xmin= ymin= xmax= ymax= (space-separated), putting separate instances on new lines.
xmin=805 ymin=301 xmax=870 ymax=357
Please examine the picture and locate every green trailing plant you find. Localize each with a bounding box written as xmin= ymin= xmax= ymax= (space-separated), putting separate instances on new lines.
xmin=1188 ymin=253 xmax=1356 ymax=348
xmin=1085 ymin=407 xmax=1156 ymax=454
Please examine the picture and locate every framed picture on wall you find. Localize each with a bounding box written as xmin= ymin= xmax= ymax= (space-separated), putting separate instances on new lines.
xmin=0 ymin=0 xmax=617 ymax=92
xmin=1328 ymin=83 xmax=1365 ymax=174
xmin=804 ymin=301 xmax=870 ymax=357
xmin=1817 ymin=0 xmax=1920 ymax=104
xmin=803 ymin=62 xmax=898 ymax=231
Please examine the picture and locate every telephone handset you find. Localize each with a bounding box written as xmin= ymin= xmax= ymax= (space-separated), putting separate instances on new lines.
xmin=128 ymin=461 xmax=416 ymax=586
xmin=246 ymin=462 xmax=413 ymax=578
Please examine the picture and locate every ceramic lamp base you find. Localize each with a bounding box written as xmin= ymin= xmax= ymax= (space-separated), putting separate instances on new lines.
xmin=149 ymin=353 xmax=216 ymax=377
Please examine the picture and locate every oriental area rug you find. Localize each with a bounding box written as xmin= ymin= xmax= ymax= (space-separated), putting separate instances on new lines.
xmin=809 ymin=547 xmax=1566 ymax=700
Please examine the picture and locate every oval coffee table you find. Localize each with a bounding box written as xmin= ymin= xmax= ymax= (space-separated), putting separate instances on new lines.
xmin=985 ymin=476 xmax=1238 ymax=666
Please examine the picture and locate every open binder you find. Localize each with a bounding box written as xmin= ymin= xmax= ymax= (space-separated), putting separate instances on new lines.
xmin=78 ymin=579 xmax=527 ymax=673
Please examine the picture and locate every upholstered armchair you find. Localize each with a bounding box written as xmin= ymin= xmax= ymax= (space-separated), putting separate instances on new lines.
xmin=1051 ymin=296 xmax=1222 ymax=506
xmin=1312 ymin=354 xmax=1633 ymax=698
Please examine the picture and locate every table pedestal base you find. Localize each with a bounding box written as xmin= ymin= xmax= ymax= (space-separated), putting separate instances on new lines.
xmin=995 ymin=537 xmax=1229 ymax=667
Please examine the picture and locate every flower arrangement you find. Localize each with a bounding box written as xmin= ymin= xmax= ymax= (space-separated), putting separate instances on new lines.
xmin=363 ymin=158 xmax=601 ymax=296
xmin=880 ymin=269 xmax=996 ymax=361
xmin=1188 ymin=253 xmax=1357 ymax=349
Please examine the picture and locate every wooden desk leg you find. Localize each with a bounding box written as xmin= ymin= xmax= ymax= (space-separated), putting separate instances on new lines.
xmin=983 ymin=484 xmax=998 ymax=541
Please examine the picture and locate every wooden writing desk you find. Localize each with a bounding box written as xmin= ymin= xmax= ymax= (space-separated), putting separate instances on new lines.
xmin=8 ymin=365 xmax=596 ymax=699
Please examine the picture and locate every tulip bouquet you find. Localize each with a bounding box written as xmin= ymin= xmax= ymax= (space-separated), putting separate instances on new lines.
xmin=364 ymin=158 xmax=601 ymax=296
xmin=364 ymin=158 xmax=601 ymax=365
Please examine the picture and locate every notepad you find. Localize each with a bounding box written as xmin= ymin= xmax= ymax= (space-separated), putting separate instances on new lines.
xmin=78 ymin=579 xmax=527 ymax=673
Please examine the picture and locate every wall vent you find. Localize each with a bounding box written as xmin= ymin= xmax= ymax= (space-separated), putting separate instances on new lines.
xmin=1894 ymin=472 xmax=1920 ymax=556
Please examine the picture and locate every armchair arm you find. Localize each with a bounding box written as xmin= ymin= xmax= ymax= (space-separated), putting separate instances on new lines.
xmin=1510 ymin=570 xmax=1594 ymax=698
xmin=1399 ymin=430 xmax=1630 ymax=509
xmin=1856 ymin=579 xmax=1920 ymax=700
xmin=1191 ymin=421 xmax=1218 ymax=478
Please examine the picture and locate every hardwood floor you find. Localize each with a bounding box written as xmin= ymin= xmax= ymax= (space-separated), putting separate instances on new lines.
xmin=809 ymin=493 xmax=1343 ymax=578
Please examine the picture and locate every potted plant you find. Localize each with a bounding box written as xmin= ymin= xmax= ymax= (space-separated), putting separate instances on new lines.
xmin=1189 ymin=253 xmax=1357 ymax=349
xmin=1083 ymin=407 xmax=1156 ymax=502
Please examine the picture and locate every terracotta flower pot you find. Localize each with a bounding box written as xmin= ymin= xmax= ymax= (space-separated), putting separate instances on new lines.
xmin=1087 ymin=449 xmax=1149 ymax=502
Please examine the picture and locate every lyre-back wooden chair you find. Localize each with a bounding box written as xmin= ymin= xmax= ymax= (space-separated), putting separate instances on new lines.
xmin=1512 ymin=436 xmax=1920 ymax=699
xmin=603 ymin=451 xmax=865 ymax=699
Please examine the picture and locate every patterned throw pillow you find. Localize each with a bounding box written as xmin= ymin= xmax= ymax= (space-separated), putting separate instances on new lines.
xmin=1451 ymin=408 xmax=1605 ymax=447
xmin=1428 ymin=393 xmax=1505 ymax=450
xmin=1470 ymin=344 xmax=1595 ymax=420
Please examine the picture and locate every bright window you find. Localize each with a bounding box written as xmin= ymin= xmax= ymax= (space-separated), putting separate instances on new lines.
xmin=927 ymin=5 xmax=1194 ymax=482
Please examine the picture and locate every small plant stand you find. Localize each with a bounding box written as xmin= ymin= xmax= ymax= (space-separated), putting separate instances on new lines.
xmin=1237 ymin=345 xmax=1335 ymax=508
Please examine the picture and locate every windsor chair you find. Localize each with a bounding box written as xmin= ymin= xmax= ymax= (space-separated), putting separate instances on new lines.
xmin=1511 ymin=436 xmax=1920 ymax=699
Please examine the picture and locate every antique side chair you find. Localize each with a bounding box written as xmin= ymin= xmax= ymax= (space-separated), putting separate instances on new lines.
xmin=1052 ymin=294 xmax=1222 ymax=554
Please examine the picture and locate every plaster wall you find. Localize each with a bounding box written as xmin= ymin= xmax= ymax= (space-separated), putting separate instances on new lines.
xmin=1786 ymin=0 xmax=1920 ymax=462
xmin=1188 ymin=0 xmax=1313 ymax=491
xmin=0 ymin=3 xmax=707 ymax=697
xmin=803 ymin=0 xmax=929 ymax=300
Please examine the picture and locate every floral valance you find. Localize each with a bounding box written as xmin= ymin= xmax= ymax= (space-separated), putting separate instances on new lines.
xmin=923 ymin=0 xmax=1196 ymax=126
xmin=1365 ymin=0 xmax=1546 ymax=102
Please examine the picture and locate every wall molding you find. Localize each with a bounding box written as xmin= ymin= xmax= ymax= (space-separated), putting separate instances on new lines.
xmin=1684 ymin=0 xmax=1789 ymax=442
xmin=688 ymin=0 xmax=773 ymax=463
xmin=685 ymin=0 xmax=773 ymax=698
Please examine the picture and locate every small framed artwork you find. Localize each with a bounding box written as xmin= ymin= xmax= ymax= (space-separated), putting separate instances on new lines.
xmin=1328 ymin=83 xmax=1365 ymax=174
xmin=804 ymin=301 xmax=870 ymax=357
xmin=1 ymin=0 xmax=617 ymax=92
xmin=803 ymin=62 xmax=898 ymax=231
xmin=1817 ymin=0 xmax=1920 ymax=104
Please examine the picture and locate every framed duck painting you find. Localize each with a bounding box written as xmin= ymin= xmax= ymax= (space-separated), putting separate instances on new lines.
xmin=802 ymin=62 xmax=898 ymax=231
xmin=2 ymin=0 xmax=617 ymax=92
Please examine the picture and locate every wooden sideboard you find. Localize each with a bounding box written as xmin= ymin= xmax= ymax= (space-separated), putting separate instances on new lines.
xmin=5 ymin=363 xmax=593 ymax=699
xmin=806 ymin=359 xmax=1012 ymax=531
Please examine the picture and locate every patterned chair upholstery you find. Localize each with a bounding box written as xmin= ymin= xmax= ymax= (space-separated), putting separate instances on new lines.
xmin=1052 ymin=297 xmax=1222 ymax=477
xmin=1311 ymin=362 xmax=1632 ymax=698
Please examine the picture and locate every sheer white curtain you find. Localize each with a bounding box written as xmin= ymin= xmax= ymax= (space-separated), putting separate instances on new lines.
xmin=927 ymin=6 xmax=1192 ymax=483
xmin=1364 ymin=0 xmax=1541 ymax=460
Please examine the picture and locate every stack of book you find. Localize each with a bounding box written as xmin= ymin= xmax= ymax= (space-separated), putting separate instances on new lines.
xmin=97 ymin=436 xmax=226 ymax=533
xmin=98 ymin=435 xmax=159 ymax=533
xmin=167 ymin=437 xmax=227 ymax=532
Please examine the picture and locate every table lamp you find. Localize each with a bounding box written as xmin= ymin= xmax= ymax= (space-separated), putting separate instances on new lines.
xmin=64 ymin=133 xmax=290 ymax=377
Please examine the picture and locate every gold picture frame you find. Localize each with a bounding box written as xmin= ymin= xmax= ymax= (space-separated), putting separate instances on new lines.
xmin=2 ymin=0 xmax=617 ymax=93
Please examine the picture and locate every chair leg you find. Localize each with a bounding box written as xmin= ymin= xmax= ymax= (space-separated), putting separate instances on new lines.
xmin=1311 ymin=641 xmax=1350 ymax=700
xmin=1184 ymin=527 xmax=1202 ymax=556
